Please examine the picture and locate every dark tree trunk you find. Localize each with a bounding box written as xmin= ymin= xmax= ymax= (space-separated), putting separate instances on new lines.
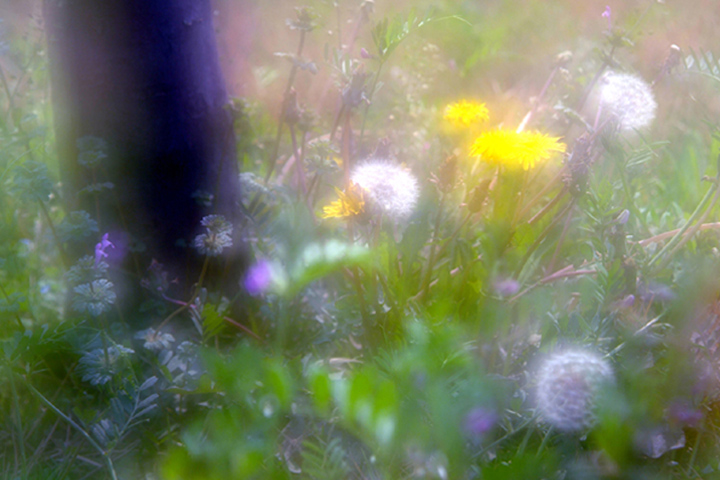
xmin=44 ymin=0 xmax=242 ymax=306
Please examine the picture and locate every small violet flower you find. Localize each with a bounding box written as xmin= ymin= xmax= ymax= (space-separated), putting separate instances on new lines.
xmin=494 ymin=278 xmax=520 ymax=297
xmin=464 ymin=407 xmax=497 ymax=437
xmin=668 ymin=401 xmax=703 ymax=428
xmin=602 ymin=6 xmax=611 ymax=29
xmin=95 ymin=233 xmax=115 ymax=266
xmin=244 ymin=260 xmax=274 ymax=296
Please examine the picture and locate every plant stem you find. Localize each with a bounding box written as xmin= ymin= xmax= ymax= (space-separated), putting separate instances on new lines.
xmin=26 ymin=382 xmax=118 ymax=480
xmin=547 ymin=200 xmax=575 ymax=273
xmin=37 ymin=199 xmax=70 ymax=269
xmin=648 ymin=174 xmax=720 ymax=268
xmin=8 ymin=362 xmax=27 ymax=479
xmin=417 ymin=193 xmax=446 ymax=301
xmin=513 ymin=200 xmax=573 ymax=279
xmin=686 ymin=422 xmax=703 ymax=476
xmin=0 ymin=283 xmax=25 ymax=331
xmin=248 ymin=30 xmax=308 ymax=215
xmin=359 ymin=61 xmax=384 ymax=144
xmin=347 ymin=266 xmax=373 ymax=344
xmin=473 ymin=414 xmax=539 ymax=459
xmin=536 ymin=427 xmax=553 ymax=457
xmin=288 ymin=124 xmax=312 ymax=214
xmin=638 ymin=222 xmax=720 ymax=246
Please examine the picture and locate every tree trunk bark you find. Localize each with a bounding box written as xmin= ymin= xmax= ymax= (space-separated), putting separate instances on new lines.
xmin=44 ymin=0 xmax=242 ymax=306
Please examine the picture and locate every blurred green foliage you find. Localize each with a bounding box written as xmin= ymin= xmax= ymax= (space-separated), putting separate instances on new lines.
xmin=3 ymin=1 xmax=720 ymax=479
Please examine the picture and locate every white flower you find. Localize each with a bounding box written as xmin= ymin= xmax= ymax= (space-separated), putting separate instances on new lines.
xmin=534 ymin=348 xmax=614 ymax=432
xmin=135 ymin=328 xmax=175 ymax=352
xmin=599 ymin=71 xmax=657 ymax=131
xmin=350 ymin=159 xmax=419 ymax=221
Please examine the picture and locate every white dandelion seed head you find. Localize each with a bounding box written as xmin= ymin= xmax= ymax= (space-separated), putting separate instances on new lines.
xmin=599 ymin=71 xmax=657 ymax=132
xmin=534 ymin=348 xmax=614 ymax=432
xmin=350 ymin=159 xmax=420 ymax=221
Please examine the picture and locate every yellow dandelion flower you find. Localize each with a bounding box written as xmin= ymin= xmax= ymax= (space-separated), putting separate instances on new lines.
xmin=470 ymin=130 xmax=566 ymax=170
xmin=444 ymin=100 xmax=490 ymax=128
xmin=321 ymin=183 xmax=365 ymax=219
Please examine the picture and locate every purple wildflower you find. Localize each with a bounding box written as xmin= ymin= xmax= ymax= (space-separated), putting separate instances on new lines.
xmin=464 ymin=407 xmax=497 ymax=436
xmin=638 ymin=281 xmax=675 ymax=303
xmin=613 ymin=294 xmax=635 ymax=310
xmin=360 ymin=47 xmax=372 ymax=59
xmin=95 ymin=233 xmax=115 ymax=266
xmin=244 ymin=260 xmax=274 ymax=296
xmin=668 ymin=401 xmax=703 ymax=427
xmin=494 ymin=278 xmax=520 ymax=297
xmin=616 ymin=209 xmax=630 ymax=225
xmin=602 ymin=6 xmax=611 ymax=29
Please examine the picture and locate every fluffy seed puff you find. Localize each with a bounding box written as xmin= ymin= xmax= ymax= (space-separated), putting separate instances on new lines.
xmin=599 ymin=71 xmax=657 ymax=132
xmin=534 ymin=348 xmax=614 ymax=432
xmin=350 ymin=159 xmax=420 ymax=221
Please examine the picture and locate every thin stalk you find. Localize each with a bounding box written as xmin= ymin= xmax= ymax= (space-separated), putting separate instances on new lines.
xmin=513 ymin=200 xmax=573 ymax=279
xmin=509 ymin=264 xmax=597 ymax=303
xmin=26 ymin=382 xmax=119 ymax=480
xmin=161 ymin=294 xmax=261 ymax=341
xmin=288 ymin=124 xmax=312 ymax=214
xmin=547 ymin=200 xmax=575 ymax=273
xmin=417 ymin=194 xmax=446 ymax=301
xmin=8 ymin=363 xmax=27 ymax=479
xmin=359 ymin=62 xmax=384 ymax=144
xmin=248 ymin=30 xmax=308 ymax=214
xmin=102 ymin=165 xmax=143 ymax=278
xmin=409 ymin=209 xmax=472 ymax=301
xmin=37 ymin=199 xmax=71 ymax=269
xmin=648 ymin=175 xmax=720 ymax=268
xmin=515 ymin=423 xmax=534 ymax=458
xmin=329 ymin=104 xmax=346 ymax=143
xmin=638 ymin=222 xmax=720 ymax=246
xmin=195 ymin=254 xmax=211 ymax=292
xmin=265 ymin=29 xmax=307 ymax=184
xmin=686 ymin=422 xmax=703 ymax=477
xmin=657 ymin=183 xmax=720 ymax=270
xmin=527 ymin=188 xmax=566 ymax=225
xmin=516 ymin=65 xmax=559 ymax=134
xmin=348 ymin=266 xmax=373 ymax=344
xmin=431 ymin=211 xmax=472 ymax=266
xmin=0 ymin=283 xmax=25 ymax=331
xmin=473 ymin=414 xmax=539 ymax=459
xmin=536 ymin=427 xmax=553 ymax=457
xmin=0 ymin=63 xmax=17 ymax=130
xmin=611 ymin=147 xmax=651 ymax=235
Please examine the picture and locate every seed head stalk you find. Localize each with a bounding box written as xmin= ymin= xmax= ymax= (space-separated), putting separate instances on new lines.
xmin=248 ymin=29 xmax=308 ymax=216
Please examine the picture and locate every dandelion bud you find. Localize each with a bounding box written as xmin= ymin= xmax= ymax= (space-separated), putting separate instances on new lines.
xmin=535 ymin=348 xmax=614 ymax=432
xmin=599 ymin=71 xmax=657 ymax=132
xmin=616 ymin=209 xmax=630 ymax=225
xmin=342 ymin=70 xmax=368 ymax=108
xmin=350 ymin=159 xmax=420 ymax=221
xmin=467 ymin=178 xmax=492 ymax=213
xmin=282 ymin=88 xmax=302 ymax=125
xmin=436 ymin=154 xmax=458 ymax=193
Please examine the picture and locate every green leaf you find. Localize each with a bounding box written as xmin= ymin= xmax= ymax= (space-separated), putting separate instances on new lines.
xmin=288 ymin=240 xmax=372 ymax=297
xmin=308 ymin=367 xmax=332 ymax=415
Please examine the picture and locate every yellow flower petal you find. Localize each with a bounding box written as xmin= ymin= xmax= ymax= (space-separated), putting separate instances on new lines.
xmin=321 ymin=183 xmax=365 ymax=219
xmin=444 ymin=100 xmax=490 ymax=128
xmin=470 ymin=130 xmax=566 ymax=170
